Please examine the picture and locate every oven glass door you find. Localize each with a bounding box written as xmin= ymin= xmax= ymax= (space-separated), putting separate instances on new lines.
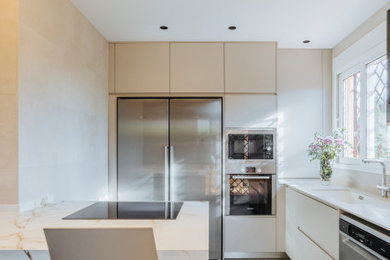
xmin=228 ymin=134 xmax=273 ymax=160
xmin=229 ymin=174 xmax=272 ymax=215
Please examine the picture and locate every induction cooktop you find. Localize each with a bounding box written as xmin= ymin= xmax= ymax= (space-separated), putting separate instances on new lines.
xmin=63 ymin=201 xmax=183 ymax=220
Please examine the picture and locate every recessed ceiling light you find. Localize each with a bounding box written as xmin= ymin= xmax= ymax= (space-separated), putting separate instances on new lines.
xmin=160 ymin=25 xmax=168 ymax=30
xmin=303 ymin=40 xmax=311 ymax=44
xmin=228 ymin=26 xmax=237 ymax=30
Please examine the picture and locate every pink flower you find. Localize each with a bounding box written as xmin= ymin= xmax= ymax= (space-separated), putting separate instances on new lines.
xmin=309 ymin=144 xmax=320 ymax=152
xmin=323 ymin=136 xmax=333 ymax=144
xmin=335 ymin=139 xmax=344 ymax=145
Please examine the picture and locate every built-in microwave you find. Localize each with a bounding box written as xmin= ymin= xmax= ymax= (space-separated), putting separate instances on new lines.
xmin=225 ymin=128 xmax=276 ymax=174
xmin=228 ymin=133 xmax=273 ymax=160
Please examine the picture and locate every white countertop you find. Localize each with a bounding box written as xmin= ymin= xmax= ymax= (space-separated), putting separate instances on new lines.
xmin=0 ymin=201 xmax=208 ymax=255
xmin=280 ymin=179 xmax=390 ymax=232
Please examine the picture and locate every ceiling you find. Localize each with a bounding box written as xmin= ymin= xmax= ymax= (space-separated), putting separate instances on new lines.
xmin=70 ymin=0 xmax=389 ymax=48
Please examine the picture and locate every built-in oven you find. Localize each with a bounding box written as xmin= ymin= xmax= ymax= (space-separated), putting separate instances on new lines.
xmin=225 ymin=128 xmax=276 ymax=174
xmin=227 ymin=173 xmax=276 ymax=216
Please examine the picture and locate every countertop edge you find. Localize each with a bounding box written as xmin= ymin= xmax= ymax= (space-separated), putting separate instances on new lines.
xmin=0 ymin=201 xmax=209 ymax=251
xmin=282 ymin=182 xmax=390 ymax=232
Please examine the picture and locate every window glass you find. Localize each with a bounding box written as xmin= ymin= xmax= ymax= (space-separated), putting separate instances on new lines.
xmin=343 ymin=72 xmax=361 ymax=158
xmin=366 ymin=57 xmax=390 ymax=159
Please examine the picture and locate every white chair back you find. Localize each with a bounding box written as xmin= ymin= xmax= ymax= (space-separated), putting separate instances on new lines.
xmin=44 ymin=227 xmax=158 ymax=260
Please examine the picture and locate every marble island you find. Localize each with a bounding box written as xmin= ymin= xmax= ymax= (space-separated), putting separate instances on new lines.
xmin=0 ymin=201 xmax=208 ymax=260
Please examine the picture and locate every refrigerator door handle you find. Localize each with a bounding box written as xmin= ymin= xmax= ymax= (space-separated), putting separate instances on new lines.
xmin=164 ymin=146 xmax=170 ymax=202
xmin=169 ymin=145 xmax=174 ymax=202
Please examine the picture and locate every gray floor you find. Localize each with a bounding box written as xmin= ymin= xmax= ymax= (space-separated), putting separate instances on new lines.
xmin=0 ymin=251 xmax=50 ymax=260
xmin=225 ymin=258 xmax=290 ymax=260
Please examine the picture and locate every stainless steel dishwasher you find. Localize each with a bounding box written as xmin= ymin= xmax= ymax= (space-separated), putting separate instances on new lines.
xmin=340 ymin=213 xmax=390 ymax=260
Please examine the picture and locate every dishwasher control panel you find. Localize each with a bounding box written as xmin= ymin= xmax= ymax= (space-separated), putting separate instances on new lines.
xmin=340 ymin=214 xmax=390 ymax=259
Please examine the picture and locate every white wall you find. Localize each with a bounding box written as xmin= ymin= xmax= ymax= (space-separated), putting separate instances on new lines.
xmin=277 ymin=49 xmax=332 ymax=178
xmin=18 ymin=0 xmax=109 ymax=210
xmin=0 ymin=0 xmax=19 ymax=204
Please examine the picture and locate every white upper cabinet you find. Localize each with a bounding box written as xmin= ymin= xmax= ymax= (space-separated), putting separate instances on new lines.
xmin=112 ymin=42 xmax=277 ymax=94
xmin=170 ymin=43 xmax=224 ymax=93
xmin=108 ymin=44 xmax=115 ymax=93
xmin=225 ymin=94 xmax=277 ymax=128
xmin=115 ymin=43 xmax=170 ymax=93
xmin=225 ymin=42 xmax=277 ymax=93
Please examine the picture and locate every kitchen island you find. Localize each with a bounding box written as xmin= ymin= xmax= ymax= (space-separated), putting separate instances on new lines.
xmin=0 ymin=201 xmax=208 ymax=260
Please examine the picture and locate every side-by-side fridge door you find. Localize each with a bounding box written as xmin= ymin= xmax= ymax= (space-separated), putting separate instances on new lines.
xmin=117 ymin=98 xmax=169 ymax=202
xmin=169 ymin=98 xmax=222 ymax=260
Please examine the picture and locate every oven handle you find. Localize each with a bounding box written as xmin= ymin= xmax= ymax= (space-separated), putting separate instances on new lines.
xmin=231 ymin=176 xmax=270 ymax=180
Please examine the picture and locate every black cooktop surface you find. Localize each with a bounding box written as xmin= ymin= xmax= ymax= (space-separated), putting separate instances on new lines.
xmin=63 ymin=201 xmax=183 ymax=220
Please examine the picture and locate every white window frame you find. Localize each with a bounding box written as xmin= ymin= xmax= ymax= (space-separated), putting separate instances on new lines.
xmin=338 ymin=64 xmax=366 ymax=165
xmin=336 ymin=46 xmax=389 ymax=171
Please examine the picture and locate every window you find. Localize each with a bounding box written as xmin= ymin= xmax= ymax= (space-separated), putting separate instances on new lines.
xmin=366 ymin=57 xmax=390 ymax=159
xmin=339 ymin=55 xmax=389 ymax=163
xmin=343 ymin=72 xmax=361 ymax=158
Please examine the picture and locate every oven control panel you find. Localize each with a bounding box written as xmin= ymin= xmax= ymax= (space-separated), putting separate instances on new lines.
xmin=240 ymin=166 xmax=262 ymax=174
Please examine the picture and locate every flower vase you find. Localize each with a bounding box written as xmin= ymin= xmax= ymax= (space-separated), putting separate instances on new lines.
xmin=320 ymin=158 xmax=332 ymax=186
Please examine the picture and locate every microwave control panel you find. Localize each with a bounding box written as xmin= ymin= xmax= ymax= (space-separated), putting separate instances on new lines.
xmin=263 ymin=134 xmax=274 ymax=159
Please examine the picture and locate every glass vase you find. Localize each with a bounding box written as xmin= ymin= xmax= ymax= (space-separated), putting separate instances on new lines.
xmin=320 ymin=158 xmax=332 ymax=186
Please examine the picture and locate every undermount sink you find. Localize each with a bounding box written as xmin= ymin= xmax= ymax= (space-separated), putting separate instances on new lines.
xmin=311 ymin=189 xmax=384 ymax=205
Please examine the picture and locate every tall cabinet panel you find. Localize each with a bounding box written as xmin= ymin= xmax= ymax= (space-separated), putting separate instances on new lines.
xmin=169 ymin=98 xmax=222 ymax=260
xmin=225 ymin=42 xmax=276 ymax=93
xmin=170 ymin=43 xmax=224 ymax=93
xmin=224 ymin=94 xmax=277 ymax=128
xmin=277 ymin=49 xmax=330 ymax=178
xmin=115 ymin=43 xmax=170 ymax=93
xmin=117 ymin=99 xmax=169 ymax=201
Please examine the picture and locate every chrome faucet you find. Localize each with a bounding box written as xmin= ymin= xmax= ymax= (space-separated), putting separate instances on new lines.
xmin=362 ymin=159 xmax=390 ymax=198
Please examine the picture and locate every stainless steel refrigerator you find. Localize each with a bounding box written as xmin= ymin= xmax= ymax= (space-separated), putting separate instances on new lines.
xmin=117 ymin=97 xmax=222 ymax=260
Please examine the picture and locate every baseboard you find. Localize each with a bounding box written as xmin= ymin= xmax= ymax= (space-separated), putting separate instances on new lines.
xmin=224 ymin=251 xmax=288 ymax=258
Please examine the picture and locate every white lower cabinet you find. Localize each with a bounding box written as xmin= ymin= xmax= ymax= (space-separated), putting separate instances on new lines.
xmin=224 ymin=216 xmax=276 ymax=254
xmin=291 ymin=227 xmax=333 ymax=260
xmin=286 ymin=188 xmax=338 ymax=260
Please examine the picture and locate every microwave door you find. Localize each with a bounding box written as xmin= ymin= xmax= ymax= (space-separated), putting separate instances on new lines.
xmin=228 ymin=134 xmax=274 ymax=160
xmin=248 ymin=134 xmax=263 ymax=159
xmin=228 ymin=134 xmax=247 ymax=159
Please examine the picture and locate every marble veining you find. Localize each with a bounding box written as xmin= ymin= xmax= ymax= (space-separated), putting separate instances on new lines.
xmin=0 ymin=201 xmax=208 ymax=259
